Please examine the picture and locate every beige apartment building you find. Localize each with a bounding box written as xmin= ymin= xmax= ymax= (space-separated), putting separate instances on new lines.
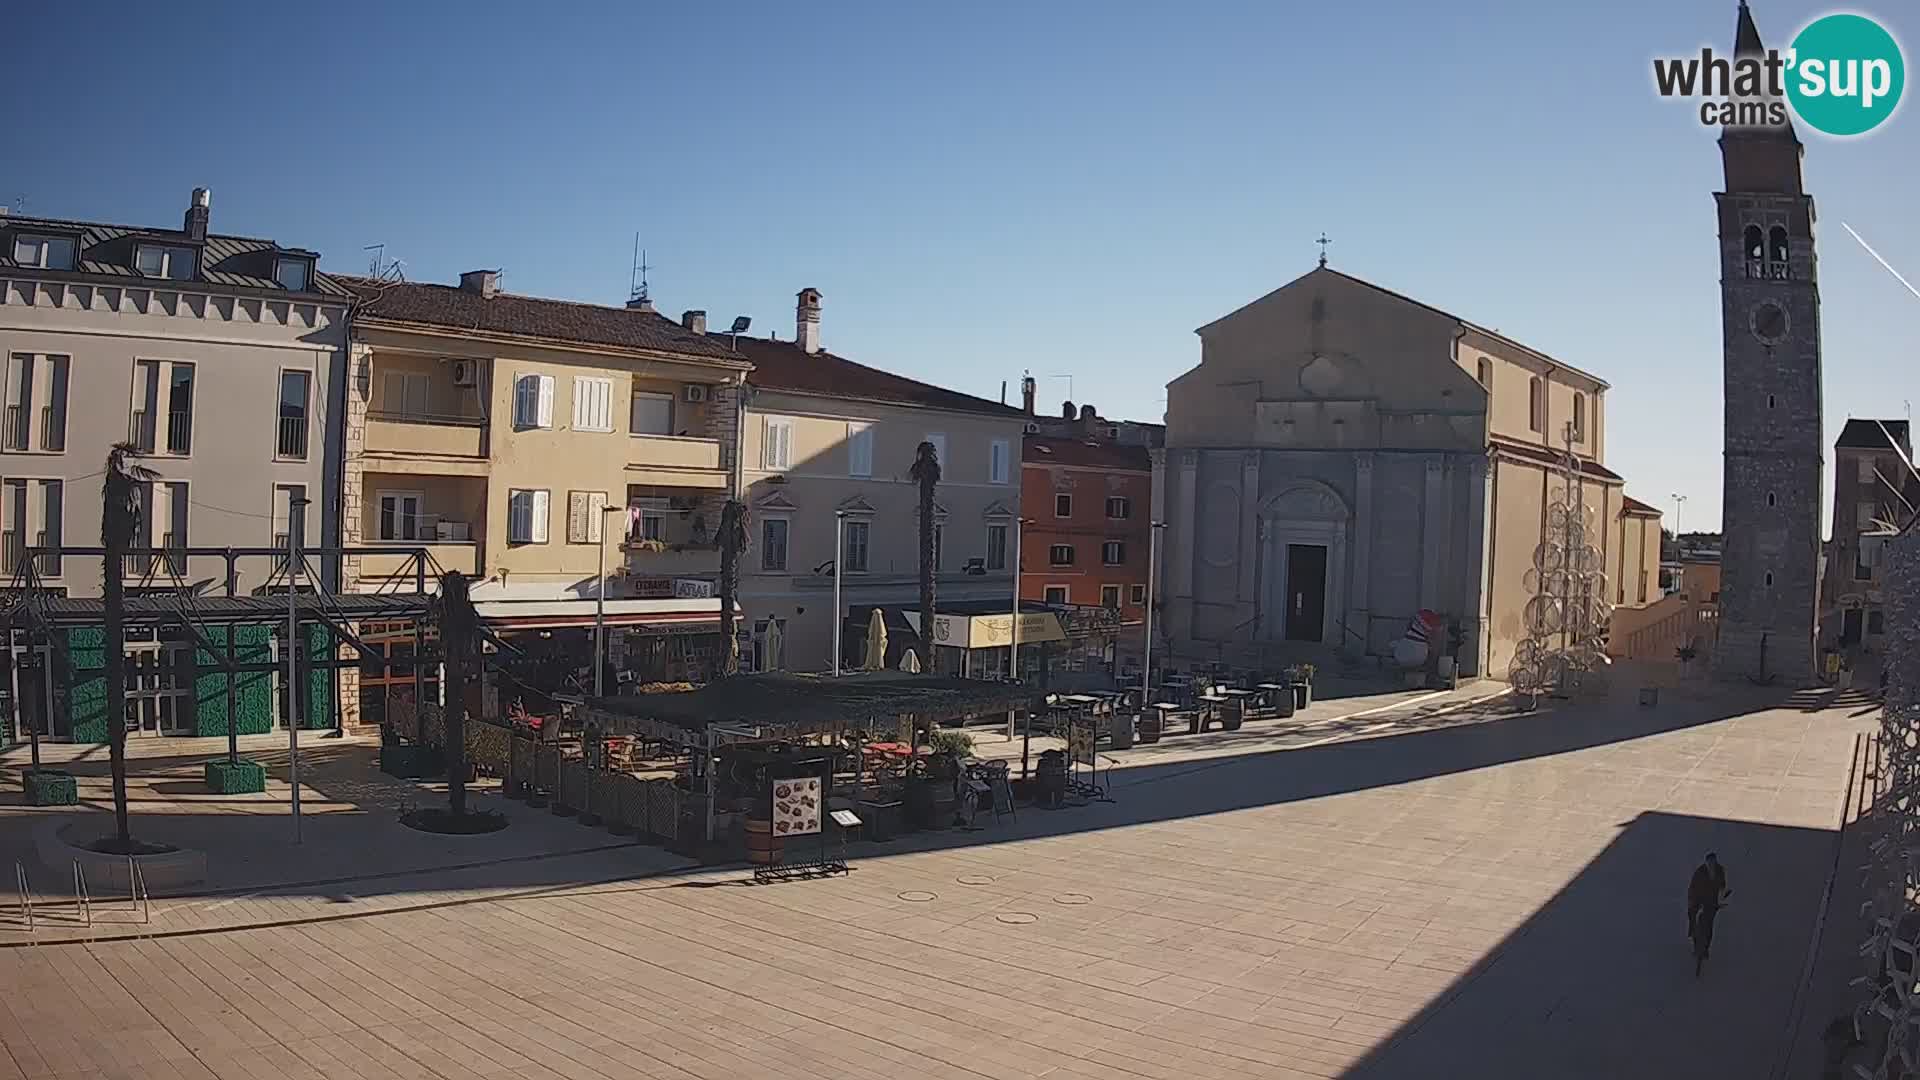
xmin=729 ymin=290 xmax=1030 ymax=673
xmin=1159 ymin=263 xmax=1662 ymax=679
xmin=0 ymin=191 xmax=346 ymax=596
xmin=340 ymin=272 xmax=754 ymax=722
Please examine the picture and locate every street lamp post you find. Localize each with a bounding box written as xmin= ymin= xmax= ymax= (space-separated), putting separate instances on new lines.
xmin=1009 ymin=515 xmax=1032 ymax=744
xmin=833 ymin=510 xmax=846 ymax=677
xmin=1142 ymin=521 xmax=1165 ymax=704
xmin=593 ymin=504 xmax=627 ymax=698
xmin=1671 ymin=493 xmax=1686 ymax=538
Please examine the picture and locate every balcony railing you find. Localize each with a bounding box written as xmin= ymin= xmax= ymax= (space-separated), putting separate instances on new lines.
xmin=277 ymin=415 xmax=308 ymax=460
xmin=1 ymin=532 xmax=21 ymax=575
xmin=39 ymin=405 xmax=61 ymax=452
xmin=33 ymin=530 xmax=57 ymax=578
xmin=162 ymin=532 xmax=185 ymax=575
xmin=2 ymin=405 xmax=25 ymax=451
xmin=128 ymin=409 xmax=155 ymax=452
xmin=1745 ymin=259 xmax=1791 ymax=281
xmin=364 ymin=411 xmax=487 ymax=458
xmin=166 ymin=410 xmax=192 ymax=454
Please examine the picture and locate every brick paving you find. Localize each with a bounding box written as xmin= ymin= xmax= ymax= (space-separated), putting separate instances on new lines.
xmin=0 ymin=682 xmax=1870 ymax=1079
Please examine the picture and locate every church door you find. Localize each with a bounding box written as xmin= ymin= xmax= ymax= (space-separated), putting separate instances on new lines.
xmin=1285 ymin=544 xmax=1328 ymax=642
xmin=1842 ymin=608 xmax=1863 ymax=646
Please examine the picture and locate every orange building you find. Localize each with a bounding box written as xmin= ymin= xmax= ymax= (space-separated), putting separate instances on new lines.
xmin=1021 ymin=435 xmax=1154 ymax=612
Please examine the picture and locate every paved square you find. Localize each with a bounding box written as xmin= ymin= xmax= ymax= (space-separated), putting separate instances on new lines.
xmin=0 ymin=681 xmax=1869 ymax=1079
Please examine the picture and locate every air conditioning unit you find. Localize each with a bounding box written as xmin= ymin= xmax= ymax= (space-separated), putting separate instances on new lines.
xmin=682 ymin=384 xmax=709 ymax=403
xmin=963 ymin=558 xmax=986 ymax=576
xmin=1024 ymin=422 xmax=1040 ymax=435
xmin=450 ymin=359 xmax=477 ymax=387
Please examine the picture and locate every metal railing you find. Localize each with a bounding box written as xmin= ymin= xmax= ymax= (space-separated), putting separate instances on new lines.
xmin=165 ymin=409 xmax=191 ymax=454
xmin=128 ymin=409 xmax=155 ymax=452
xmin=161 ymin=532 xmax=185 ymax=575
xmin=39 ymin=405 xmax=61 ymax=451
xmin=1745 ymin=259 xmax=1791 ymax=281
xmin=0 ymin=532 xmax=19 ymax=575
xmin=33 ymin=530 xmax=57 ymax=578
xmin=366 ymin=408 xmax=486 ymax=426
xmin=2 ymin=404 xmax=24 ymax=451
xmin=276 ymin=415 xmax=308 ymax=459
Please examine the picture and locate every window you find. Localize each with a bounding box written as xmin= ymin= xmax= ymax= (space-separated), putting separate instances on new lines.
xmin=128 ymin=361 xmax=194 ymax=454
xmin=985 ymin=524 xmax=1008 ymax=571
xmin=1043 ymin=585 xmax=1069 ymax=605
xmin=1856 ymin=548 xmax=1873 ymax=581
xmin=134 ymin=244 xmax=195 ymax=280
xmin=1769 ymin=225 xmax=1789 ymax=264
xmin=1106 ymin=496 xmax=1131 ymax=520
xmin=844 ymin=520 xmax=870 ymax=572
xmin=1638 ymin=568 xmax=1649 ymax=604
xmin=1049 ymin=544 xmax=1075 ymax=566
xmin=761 ymin=518 xmax=789 ymax=570
xmin=1744 ymin=224 xmax=1765 ymax=260
xmin=566 ymin=491 xmax=610 ymax=543
xmin=377 ymin=491 xmax=423 ymax=541
xmin=989 ymin=439 xmax=1010 ymax=484
xmin=11 ymin=234 xmax=75 ymax=271
xmin=1102 ymin=541 xmax=1125 ymax=565
xmin=924 ymin=432 xmax=947 ymax=467
xmin=4 ymin=479 xmax=62 ymax=577
xmin=1870 ymin=610 xmax=1886 ymax=635
xmin=1856 ymin=502 xmax=1876 ymax=529
xmin=1055 ymin=493 xmax=1072 ymax=518
xmin=273 ymin=484 xmax=307 ymax=551
xmin=2 ymin=352 xmax=62 ymax=452
xmin=1101 ymin=584 xmax=1121 ymax=609
xmin=165 ymin=364 xmax=194 ymax=453
xmin=1572 ymin=393 xmax=1586 ymax=440
xmin=508 ymin=489 xmax=549 ymax=544
xmin=847 ymin=424 xmax=873 ymax=477
xmin=1528 ymin=376 xmax=1543 ymax=433
xmin=932 ymin=524 xmax=944 ymax=571
xmin=629 ymin=391 xmax=673 ymax=436
xmin=1476 ymin=358 xmax=1492 ymax=388
xmin=762 ymin=418 xmax=793 ymax=470
xmin=572 ymin=376 xmax=614 ymax=432
xmin=277 ymin=370 xmax=310 ymax=459
xmin=513 ymin=373 xmax=555 ymax=429
xmin=1130 ymin=584 xmax=1147 ymax=605
xmin=273 ymin=257 xmax=312 ymax=292
xmin=1766 ymin=491 xmax=1776 ymax=508
xmin=630 ymin=496 xmax=669 ymax=542
xmin=381 ymin=371 xmax=431 ymax=417
xmin=1764 ymin=571 xmax=1774 ymax=588
xmin=1768 ymin=394 xmax=1776 ymax=410
xmin=1860 ymin=458 xmax=1879 ymax=484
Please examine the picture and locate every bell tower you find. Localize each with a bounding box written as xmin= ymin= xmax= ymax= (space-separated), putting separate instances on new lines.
xmin=1711 ymin=2 xmax=1823 ymax=685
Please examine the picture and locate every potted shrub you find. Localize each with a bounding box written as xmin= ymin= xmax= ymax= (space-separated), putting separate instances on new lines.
xmin=21 ymin=768 xmax=78 ymax=806
xmin=1675 ymin=641 xmax=1699 ymax=679
xmin=1287 ymin=664 xmax=1316 ymax=710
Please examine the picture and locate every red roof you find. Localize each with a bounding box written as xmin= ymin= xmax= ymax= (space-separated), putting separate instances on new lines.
xmin=1621 ymin=495 xmax=1662 ymax=517
xmin=1489 ymin=436 xmax=1623 ymax=481
xmin=347 ymin=277 xmax=746 ymax=361
xmin=715 ymin=334 xmax=1024 ymax=419
xmin=1022 ymin=436 xmax=1152 ymax=471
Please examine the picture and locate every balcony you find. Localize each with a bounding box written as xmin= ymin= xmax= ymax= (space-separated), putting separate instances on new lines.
xmin=626 ymin=434 xmax=727 ymax=487
xmin=358 ymin=543 xmax=483 ymax=582
xmin=621 ymin=541 xmax=721 ymax=580
xmin=365 ymin=411 xmax=487 ymax=460
xmin=277 ymin=415 xmax=309 ymax=460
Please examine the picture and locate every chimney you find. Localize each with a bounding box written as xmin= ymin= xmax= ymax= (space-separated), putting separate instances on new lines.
xmin=1061 ymin=400 xmax=1076 ymax=420
xmin=1021 ymin=374 xmax=1036 ymax=415
xmin=626 ymin=296 xmax=655 ymax=314
xmin=184 ymin=188 xmax=210 ymax=241
xmin=796 ymin=287 xmax=822 ymax=354
xmin=459 ymin=269 xmax=501 ymax=299
xmin=681 ymin=310 xmax=707 ymax=334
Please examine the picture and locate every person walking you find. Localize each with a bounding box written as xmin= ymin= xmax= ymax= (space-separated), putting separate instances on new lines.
xmin=1687 ymin=852 xmax=1732 ymax=975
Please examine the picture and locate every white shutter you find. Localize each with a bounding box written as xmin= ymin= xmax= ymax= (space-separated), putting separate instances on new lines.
xmin=572 ymin=381 xmax=590 ymax=431
xmin=595 ymin=381 xmax=612 ymax=431
xmin=531 ymin=490 xmax=550 ymax=543
xmin=847 ymin=424 xmax=872 ymax=477
xmin=588 ymin=492 xmax=608 ymax=542
xmin=763 ymin=418 xmax=793 ymax=470
xmin=537 ymin=375 xmax=555 ymax=428
xmin=567 ymin=491 xmax=589 ymax=543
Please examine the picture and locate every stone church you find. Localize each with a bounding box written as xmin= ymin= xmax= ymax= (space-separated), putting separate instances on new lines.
xmin=1156 ymin=263 xmax=1664 ymax=678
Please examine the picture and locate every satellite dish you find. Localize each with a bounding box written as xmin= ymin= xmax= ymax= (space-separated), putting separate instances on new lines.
xmin=729 ymin=316 xmax=751 ymax=334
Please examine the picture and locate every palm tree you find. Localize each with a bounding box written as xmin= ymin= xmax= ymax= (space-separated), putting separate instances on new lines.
xmin=440 ymin=571 xmax=474 ymax=817
xmin=910 ymin=440 xmax=941 ymax=649
xmin=101 ymin=443 xmax=158 ymax=850
xmin=716 ymin=500 xmax=750 ymax=677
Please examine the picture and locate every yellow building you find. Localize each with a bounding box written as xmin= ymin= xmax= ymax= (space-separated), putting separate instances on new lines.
xmin=340 ymin=271 xmax=753 ymax=724
xmin=1160 ymin=264 xmax=1663 ymax=678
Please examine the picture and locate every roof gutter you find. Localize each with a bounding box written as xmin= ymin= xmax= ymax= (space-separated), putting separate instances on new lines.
xmin=354 ymin=316 xmax=755 ymax=373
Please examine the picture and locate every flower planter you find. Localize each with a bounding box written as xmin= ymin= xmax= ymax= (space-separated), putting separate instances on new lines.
xmin=1291 ymin=682 xmax=1312 ymax=710
xmin=1137 ymin=713 xmax=1164 ymax=744
xmin=22 ymin=769 xmax=77 ymax=806
xmin=379 ymin=744 xmax=441 ymax=779
xmin=203 ymin=760 xmax=266 ymax=794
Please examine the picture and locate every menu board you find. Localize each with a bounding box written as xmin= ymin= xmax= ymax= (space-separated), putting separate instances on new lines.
xmin=771 ymin=777 xmax=822 ymax=836
xmin=1068 ymin=721 xmax=1096 ymax=766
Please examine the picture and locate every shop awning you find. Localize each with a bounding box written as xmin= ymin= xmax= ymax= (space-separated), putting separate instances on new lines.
xmin=476 ymin=597 xmax=737 ymax=633
xmin=909 ymin=608 xmax=1068 ymax=649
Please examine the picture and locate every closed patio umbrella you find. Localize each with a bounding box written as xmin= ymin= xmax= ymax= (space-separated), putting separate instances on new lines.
xmin=864 ymin=609 xmax=888 ymax=671
xmin=899 ymin=648 xmax=921 ymax=674
xmin=763 ymin=618 xmax=785 ymax=672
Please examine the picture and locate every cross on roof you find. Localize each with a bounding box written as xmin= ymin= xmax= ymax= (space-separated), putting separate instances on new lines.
xmin=1316 ymin=232 xmax=1331 ymax=268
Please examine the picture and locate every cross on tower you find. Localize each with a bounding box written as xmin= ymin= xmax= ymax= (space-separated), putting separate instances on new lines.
xmin=1316 ymin=232 xmax=1331 ymax=268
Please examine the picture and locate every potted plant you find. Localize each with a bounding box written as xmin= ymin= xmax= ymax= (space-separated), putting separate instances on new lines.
xmin=1287 ymin=664 xmax=1316 ymax=710
xmin=1675 ymin=641 xmax=1699 ymax=679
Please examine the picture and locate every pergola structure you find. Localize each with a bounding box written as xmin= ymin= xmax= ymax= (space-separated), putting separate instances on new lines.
xmin=579 ymin=671 xmax=1044 ymax=840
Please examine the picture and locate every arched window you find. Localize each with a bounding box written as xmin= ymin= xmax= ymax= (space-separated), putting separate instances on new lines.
xmin=1767 ymin=491 xmax=1776 ymax=507
xmin=1744 ymin=225 xmax=1765 ymax=260
xmin=1768 ymin=226 xmax=1789 ymax=263
xmin=1768 ymin=394 xmax=1776 ymax=409
xmin=1765 ymin=571 xmax=1774 ymax=587
xmin=1528 ymin=376 xmax=1543 ymax=433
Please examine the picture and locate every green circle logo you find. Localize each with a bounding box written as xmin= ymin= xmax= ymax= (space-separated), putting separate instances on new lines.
xmin=1786 ymin=13 xmax=1905 ymax=136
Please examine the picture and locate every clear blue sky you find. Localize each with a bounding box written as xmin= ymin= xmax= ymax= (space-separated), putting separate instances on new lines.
xmin=13 ymin=1 xmax=1916 ymax=533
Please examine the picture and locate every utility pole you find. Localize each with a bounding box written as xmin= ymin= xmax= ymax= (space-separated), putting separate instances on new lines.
xmin=443 ymin=571 xmax=473 ymax=818
xmin=285 ymin=496 xmax=306 ymax=843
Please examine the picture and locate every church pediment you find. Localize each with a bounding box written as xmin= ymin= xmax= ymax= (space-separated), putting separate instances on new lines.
xmin=754 ymin=491 xmax=801 ymax=513
xmin=836 ymin=495 xmax=877 ymax=516
xmin=1260 ymin=482 xmax=1347 ymax=522
xmin=981 ymin=500 xmax=1015 ymax=520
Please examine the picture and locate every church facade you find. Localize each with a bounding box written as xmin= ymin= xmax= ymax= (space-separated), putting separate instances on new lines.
xmin=1156 ymin=265 xmax=1660 ymax=679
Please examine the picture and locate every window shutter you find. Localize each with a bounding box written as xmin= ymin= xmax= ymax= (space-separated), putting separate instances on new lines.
xmin=531 ymin=490 xmax=550 ymax=543
xmin=567 ymin=491 xmax=588 ymax=543
xmin=572 ymin=382 xmax=589 ymax=430
xmin=587 ymin=492 xmax=608 ymax=542
xmin=848 ymin=424 xmax=872 ymax=476
xmin=385 ymin=373 xmax=407 ymax=414
xmin=536 ymin=375 xmax=555 ymax=428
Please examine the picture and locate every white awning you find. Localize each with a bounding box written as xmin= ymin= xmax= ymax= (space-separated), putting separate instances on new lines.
xmin=476 ymin=596 xmax=738 ymax=632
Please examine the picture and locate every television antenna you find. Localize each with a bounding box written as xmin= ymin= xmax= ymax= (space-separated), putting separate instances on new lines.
xmin=629 ymin=233 xmax=652 ymax=306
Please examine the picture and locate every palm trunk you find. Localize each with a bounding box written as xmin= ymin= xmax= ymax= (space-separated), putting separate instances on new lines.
xmin=918 ymin=484 xmax=935 ymax=638
xmin=103 ymin=542 xmax=131 ymax=847
xmin=443 ymin=572 xmax=469 ymax=817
